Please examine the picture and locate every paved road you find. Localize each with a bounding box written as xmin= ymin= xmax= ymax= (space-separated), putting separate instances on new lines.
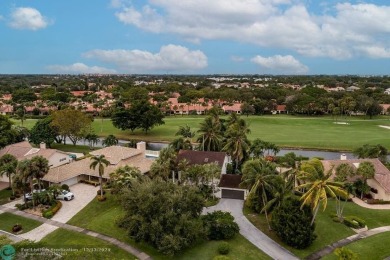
xmin=203 ymin=199 xmax=298 ymax=260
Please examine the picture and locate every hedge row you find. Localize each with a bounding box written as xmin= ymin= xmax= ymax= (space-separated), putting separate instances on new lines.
xmin=366 ymin=199 xmax=390 ymax=205
xmin=42 ymin=201 xmax=62 ymax=219
xmin=80 ymin=180 xmax=99 ymax=186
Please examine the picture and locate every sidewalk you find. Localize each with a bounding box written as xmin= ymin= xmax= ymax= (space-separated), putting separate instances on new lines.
xmin=352 ymin=197 xmax=390 ymax=210
xmin=0 ymin=205 xmax=152 ymax=260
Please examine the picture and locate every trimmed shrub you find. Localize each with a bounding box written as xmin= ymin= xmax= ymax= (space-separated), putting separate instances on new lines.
xmin=218 ymin=242 xmax=230 ymax=255
xmin=202 ymin=211 xmax=239 ymax=240
xmin=343 ymin=216 xmax=365 ymax=229
xmin=43 ymin=211 xmax=53 ymax=219
xmin=334 ymin=247 xmax=358 ymax=260
xmin=61 ymin=184 xmax=70 ymax=191
xmin=271 ymin=197 xmax=317 ymax=249
xmin=9 ymin=196 xmax=15 ymax=201
xmin=366 ymin=199 xmax=390 ymax=205
xmin=80 ymin=180 xmax=99 ymax=186
xmin=97 ymin=195 xmax=106 ymax=202
xmin=97 ymin=190 xmax=106 ymax=195
xmin=42 ymin=201 xmax=62 ymax=218
xmin=12 ymin=224 xmax=22 ymax=233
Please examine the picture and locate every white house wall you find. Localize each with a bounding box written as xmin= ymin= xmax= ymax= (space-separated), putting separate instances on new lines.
xmin=367 ymin=179 xmax=390 ymax=201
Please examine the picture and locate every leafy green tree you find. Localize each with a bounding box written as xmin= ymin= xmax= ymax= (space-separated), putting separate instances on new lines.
xmin=240 ymin=102 xmax=255 ymax=117
xmin=0 ymin=115 xmax=18 ymax=148
xmin=102 ymin=134 xmax=118 ymax=147
xmin=353 ymin=144 xmax=388 ymax=163
xmin=29 ymin=117 xmax=58 ymax=148
xmin=271 ymin=197 xmax=317 ymax=249
xmin=89 ymin=155 xmax=110 ymax=197
xmin=202 ymin=211 xmax=239 ymax=240
xmin=111 ymin=108 xmax=139 ymax=133
xmin=334 ymin=163 xmax=356 ymax=182
xmin=12 ymin=88 xmax=37 ymax=103
xmin=118 ymin=178 xmax=205 ymax=255
xmin=109 ymin=165 xmax=142 ymax=194
xmin=51 ymin=109 xmax=92 ymax=145
xmin=169 ymin=137 xmax=192 ymax=152
xmin=0 ymin=154 xmax=17 ymax=193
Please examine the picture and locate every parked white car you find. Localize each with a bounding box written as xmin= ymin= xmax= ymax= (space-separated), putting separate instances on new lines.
xmin=56 ymin=190 xmax=75 ymax=201
xmin=25 ymin=189 xmax=46 ymax=200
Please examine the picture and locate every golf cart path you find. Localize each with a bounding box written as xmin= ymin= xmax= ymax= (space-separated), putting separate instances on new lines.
xmin=203 ymin=198 xmax=298 ymax=260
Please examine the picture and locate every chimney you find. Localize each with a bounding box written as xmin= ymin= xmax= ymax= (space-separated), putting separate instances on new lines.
xmin=40 ymin=142 xmax=47 ymax=150
xmin=340 ymin=154 xmax=347 ymax=160
xmin=136 ymin=141 xmax=146 ymax=156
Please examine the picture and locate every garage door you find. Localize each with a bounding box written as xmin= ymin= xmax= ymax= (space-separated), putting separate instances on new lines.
xmin=60 ymin=177 xmax=78 ymax=187
xmin=221 ymin=189 xmax=245 ymax=200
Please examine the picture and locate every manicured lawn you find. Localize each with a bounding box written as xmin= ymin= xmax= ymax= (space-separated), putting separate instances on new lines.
xmin=0 ymin=212 xmax=42 ymax=234
xmin=68 ymin=193 xmax=270 ymax=260
xmin=50 ymin=143 xmax=92 ymax=154
xmin=244 ymin=198 xmax=390 ymax=258
xmin=322 ymin=232 xmax=390 ymax=260
xmin=0 ymin=189 xmax=12 ymax=205
xmin=15 ymin=115 xmax=390 ymax=151
xmin=40 ymin=228 xmax=135 ymax=259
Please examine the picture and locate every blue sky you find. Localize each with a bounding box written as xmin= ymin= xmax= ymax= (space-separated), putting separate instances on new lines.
xmin=0 ymin=0 xmax=389 ymax=75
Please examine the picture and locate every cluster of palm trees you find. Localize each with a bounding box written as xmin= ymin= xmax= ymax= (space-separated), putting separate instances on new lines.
xmin=0 ymin=154 xmax=50 ymax=207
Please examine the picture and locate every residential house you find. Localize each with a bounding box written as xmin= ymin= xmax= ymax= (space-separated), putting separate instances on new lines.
xmin=0 ymin=141 xmax=72 ymax=182
xmin=42 ymin=142 xmax=153 ymax=187
xmin=272 ymin=105 xmax=288 ymax=114
xmin=222 ymin=103 xmax=242 ymax=114
xmin=384 ymin=88 xmax=390 ymax=95
xmin=322 ymin=157 xmax=390 ymax=201
xmin=380 ymin=104 xmax=390 ymax=115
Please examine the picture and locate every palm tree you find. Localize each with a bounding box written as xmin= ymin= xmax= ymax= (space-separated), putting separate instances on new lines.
xmin=109 ymin=165 xmax=142 ymax=193
xmin=150 ymin=147 xmax=178 ymax=181
xmin=0 ymin=154 xmax=18 ymax=194
xmin=30 ymin=156 xmax=49 ymax=192
xmin=241 ymin=159 xmax=279 ymax=230
xmin=296 ymin=158 xmax=347 ymax=225
xmin=102 ymin=134 xmax=118 ymax=147
xmin=222 ymin=119 xmax=251 ymax=171
xmin=356 ymin=161 xmax=375 ymax=199
xmin=16 ymin=159 xmax=35 ymax=206
xmin=89 ymin=155 xmax=110 ymax=197
xmin=197 ymin=116 xmax=223 ymax=151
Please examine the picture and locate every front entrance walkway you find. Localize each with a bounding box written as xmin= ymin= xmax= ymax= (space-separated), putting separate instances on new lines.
xmin=203 ymin=199 xmax=298 ymax=260
xmin=352 ymin=197 xmax=390 ymax=209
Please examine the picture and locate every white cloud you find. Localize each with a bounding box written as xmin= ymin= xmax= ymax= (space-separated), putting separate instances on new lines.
xmin=83 ymin=44 xmax=207 ymax=73
xmin=231 ymin=56 xmax=245 ymax=62
xmin=46 ymin=63 xmax=117 ymax=74
xmin=113 ymin=1 xmax=390 ymax=59
xmin=9 ymin=7 xmax=49 ymax=30
xmin=251 ymin=55 xmax=309 ymax=74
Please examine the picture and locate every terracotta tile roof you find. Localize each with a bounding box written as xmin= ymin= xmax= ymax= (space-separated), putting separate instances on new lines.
xmin=322 ymin=158 xmax=390 ymax=193
xmin=222 ymin=103 xmax=242 ymax=112
xmin=276 ymin=105 xmax=286 ymax=111
xmin=177 ymin=150 xmax=227 ymax=167
xmin=0 ymin=141 xmax=33 ymax=159
xmin=43 ymin=153 xmax=153 ymax=183
xmin=219 ymin=174 xmax=242 ymax=188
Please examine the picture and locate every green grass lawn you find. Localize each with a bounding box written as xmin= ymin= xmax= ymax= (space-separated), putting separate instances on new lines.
xmin=50 ymin=143 xmax=92 ymax=154
xmin=244 ymin=198 xmax=390 ymax=259
xmin=0 ymin=189 xmax=12 ymax=205
xmin=0 ymin=212 xmax=42 ymax=234
xmin=322 ymin=232 xmax=390 ymax=260
xmin=68 ymin=193 xmax=270 ymax=260
xmin=15 ymin=115 xmax=390 ymax=151
xmin=40 ymin=228 xmax=135 ymax=260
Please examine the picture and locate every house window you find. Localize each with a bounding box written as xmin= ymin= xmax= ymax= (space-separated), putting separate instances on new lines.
xmin=59 ymin=158 xmax=67 ymax=162
xmin=204 ymin=158 xmax=209 ymax=162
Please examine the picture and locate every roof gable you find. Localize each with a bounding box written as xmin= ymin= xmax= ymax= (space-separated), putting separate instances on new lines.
xmin=177 ymin=150 xmax=227 ymax=167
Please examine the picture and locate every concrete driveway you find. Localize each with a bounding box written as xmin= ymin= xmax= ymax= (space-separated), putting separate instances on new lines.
xmin=203 ymin=199 xmax=298 ymax=260
xmin=52 ymin=183 xmax=99 ymax=223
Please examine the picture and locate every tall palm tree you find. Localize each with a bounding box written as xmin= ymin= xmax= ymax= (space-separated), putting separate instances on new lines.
xmin=241 ymin=159 xmax=279 ymax=230
xmin=356 ymin=161 xmax=375 ymax=199
xmin=16 ymin=159 xmax=35 ymax=206
xmin=197 ymin=116 xmax=223 ymax=151
xmin=89 ymin=155 xmax=110 ymax=197
xmin=30 ymin=156 xmax=49 ymax=191
xmin=296 ymin=158 xmax=347 ymax=225
xmin=0 ymin=154 xmax=18 ymax=193
xmin=223 ymin=119 xmax=251 ymax=171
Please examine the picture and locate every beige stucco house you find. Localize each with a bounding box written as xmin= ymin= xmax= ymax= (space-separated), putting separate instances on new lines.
xmin=322 ymin=157 xmax=390 ymax=201
xmin=43 ymin=143 xmax=153 ymax=187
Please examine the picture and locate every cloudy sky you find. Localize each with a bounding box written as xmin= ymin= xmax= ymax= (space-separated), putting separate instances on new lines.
xmin=0 ymin=0 xmax=389 ymax=75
